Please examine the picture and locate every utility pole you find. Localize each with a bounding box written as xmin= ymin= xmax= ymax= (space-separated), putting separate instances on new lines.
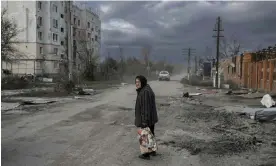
xmin=119 ymin=45 xmax=124 ymax=81
xmin=142 ymin=46 xmax=151 ymax=77
xmin=212 ymin=16 xmax=224 ymax=89
xmin=182 ymin=48 xmax=196 ymax=80
xmin=194 ymin=56 xmax=197 ymax=74
xmin=67 ymin=1 xmax=73 ymax=81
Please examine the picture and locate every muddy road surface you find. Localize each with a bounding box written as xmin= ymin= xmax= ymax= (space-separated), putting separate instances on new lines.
xmin=2 ymin=75 xmax=189 ymax=166
xmin=2 ymin=75 xmax=275 ymax=166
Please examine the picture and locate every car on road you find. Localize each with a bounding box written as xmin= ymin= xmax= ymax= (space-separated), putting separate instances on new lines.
xmin=158 ymin=71 xmax=170 ymax=81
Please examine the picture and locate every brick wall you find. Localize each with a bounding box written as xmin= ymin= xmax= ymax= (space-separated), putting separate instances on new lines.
xmin=222 ymin=53 xmax=276 ymax=93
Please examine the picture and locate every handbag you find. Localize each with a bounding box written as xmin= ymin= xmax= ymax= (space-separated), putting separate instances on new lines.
xmin=137 ymin=127 xmax=157 ymax=154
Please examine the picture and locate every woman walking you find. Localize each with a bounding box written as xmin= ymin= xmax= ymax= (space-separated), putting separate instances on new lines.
xmin=135 ymin=75 xmax=158 ymax=160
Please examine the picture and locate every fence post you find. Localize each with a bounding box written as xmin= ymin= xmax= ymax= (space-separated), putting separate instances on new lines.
xmin=269 ymin=60 xmax=274 ymax=92
xmin=263 ymin=60 xmax=268 ymax=92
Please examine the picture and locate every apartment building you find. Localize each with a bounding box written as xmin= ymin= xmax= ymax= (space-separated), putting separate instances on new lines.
xmin=71 ymin=2 xmax=101 ymax=72
xmin=1 ymin=1 xmax=101 ymax=76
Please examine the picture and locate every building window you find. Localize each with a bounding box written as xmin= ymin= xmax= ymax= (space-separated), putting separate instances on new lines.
xmin=87 ymin=22 xmax=90 ymax=28
xmin=61 ymin=54 xmax=64 ymax=59
xmin=73 ymin=40 xmax=76 ymax=46
xmin=53 ymin=4 xmax=58 ymax=12
xmin=78 ymin=20 xmax=80 ymax=26
xmin=95 ymin=35 xmax=98 ymax=41
xmin=60 ymin=14 xmax=64 ymax=18
xmin=61 ymin=1 xmax=63 ymax=6
xmin=61 ymin=41 xmax=64 ymax=46
xmin=38 ymin=32 xmax=43 ymax=40
xmin=73 ymin=28 xmax=76 ymax=36
xmin=88 ymin=33 xmax=91 ymax=39
xmin=53 ymin=33 xmax=58 ymax=42
xmin=54 ymin=48 xmax=58 ymax=54
xmin=91 ymin=27 xmax=94 ymax=31
xmin=38 ymin=1 xmax=42 ymax=10
xmin=74 ymin=17 xmax=76 ymax=25
xmin=40 ymin=47 xmax=43 ymax=54
xmin=92 ymin=38 xmax=94 ymax=42
xmin=53 ymin=19 xmax=58 ymax=28
xmin=60 ymin=27 xmax=64 ymax=33
xmin=38 ymin=16 xmax=42 ymax=26
xmin=78 ymin=31 xmax=81 ymax=37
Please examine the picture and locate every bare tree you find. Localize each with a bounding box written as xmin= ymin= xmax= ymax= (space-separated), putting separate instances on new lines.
xmin=254 ymin=44 xmax=263 ymax=52
xmin=75 ymin=39 xmax=99 ymax=83
xmin=1 ymin=9 xmax=21 ymax=67
xmin=220 ymin=34 xmax=242 ymax=57
xmin=141 ymin=45 xmax=152 ymax=76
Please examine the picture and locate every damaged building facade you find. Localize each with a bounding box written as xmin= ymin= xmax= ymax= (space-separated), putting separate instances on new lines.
xmin=223 ymin=45 xmax=276 ymax=93
xmin=1 ymin=1 xmax=101 ymax=77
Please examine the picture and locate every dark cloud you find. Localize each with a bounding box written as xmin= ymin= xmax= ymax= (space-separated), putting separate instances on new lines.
xmin=88 ymin=1 xmax=276 ymax=64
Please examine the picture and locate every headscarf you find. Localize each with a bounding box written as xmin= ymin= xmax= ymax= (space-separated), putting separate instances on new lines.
xmin=135 ymin=75 xmax=147 ymax=93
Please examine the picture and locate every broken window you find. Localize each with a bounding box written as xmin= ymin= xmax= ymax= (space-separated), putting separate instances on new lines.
xmin=38 ymin=1 xmax=42 ymax=10
xmin=38 ymin=16 xmax=42 ymax=26
xmin=38 ymin=31 xmax=43 ymax=40
xmin=54 ymin=48 xmax=58 ymax=54
xmin=53 ymin=4 xmax=58 ymax=12
xmin=53 ymin=33 xmax=58 ymax=42
xmin=53 ymin=19 xmax=58 ymax=28
xmin=40 ymin=47 xmax=43 ymax=54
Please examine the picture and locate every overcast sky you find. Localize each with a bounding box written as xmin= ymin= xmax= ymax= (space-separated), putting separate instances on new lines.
xmin=87 ymin=1 xmax=276 ymax=64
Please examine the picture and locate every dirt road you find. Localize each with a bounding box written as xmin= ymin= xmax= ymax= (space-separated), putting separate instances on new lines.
xmin=2 ymin=75 xmax=193 ymax=166
xmin=2 ymin=75 xmax=276 ymax=166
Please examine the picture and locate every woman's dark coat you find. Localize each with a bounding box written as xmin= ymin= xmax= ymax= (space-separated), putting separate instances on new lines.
xmin=135 ymin=84 xmax=158 ymax=127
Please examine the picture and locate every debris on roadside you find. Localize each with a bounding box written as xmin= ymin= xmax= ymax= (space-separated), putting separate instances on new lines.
xmin=255 ymin=108 xmax=276 ymax=122
xmin=261 ymin=94 xmax=276 ymax=108
xmin=78 ymin=90 xmax=91 ymax=95
xmin=222 ymin=84 xmax=230 ymax=89
xmin=20 ymin=100 xmax=56 ymax=105
xmin=183 ymin=92 xmax=190 ymax=98
xmin=189 ymin=93 xmax=202 ymax=96
xmin=160 ymin=103 xmax=171 ymax=107
xmin=76 ymin=88 xmax=94 ymax=95
xmin=182 ymin=92 xmax=202 ymax=98
xmin=225 ymin=89 xmax=249 ymax=95
xmin=242 ymin=107 xmax=276 ymax=122
xmin=226 ymin=90 xmax=232 ymax=95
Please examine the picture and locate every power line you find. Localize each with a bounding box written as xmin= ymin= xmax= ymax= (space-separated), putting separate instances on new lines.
xmin=182 ymin=48 xmax=196 ymax=79
xmin=212 ymin=16 xmax=224 ymax=89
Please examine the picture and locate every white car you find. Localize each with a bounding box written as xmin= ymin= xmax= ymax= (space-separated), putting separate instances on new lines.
xmin=158 ymin=71 xmax=170 ymax=81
